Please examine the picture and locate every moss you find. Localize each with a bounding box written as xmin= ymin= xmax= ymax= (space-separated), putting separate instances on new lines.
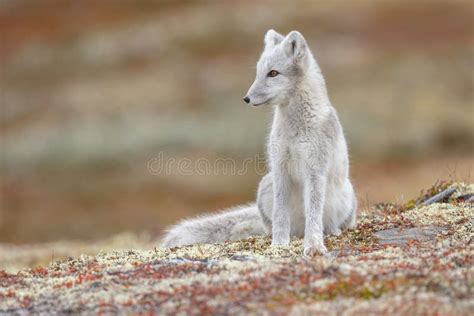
xmin=314 ymin=278 xmax=391 ymax=301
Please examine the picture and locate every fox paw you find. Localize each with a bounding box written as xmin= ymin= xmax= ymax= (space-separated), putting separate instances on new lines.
xmin=328 ymin=228 xmax=342 ymax=236
xmin=271 ymin=234 xmax=290 ymax=247
xmin=271 ymin=240 xmax=290 ymax=247
xmin=303 ymin=242 xmax=327 ymax=257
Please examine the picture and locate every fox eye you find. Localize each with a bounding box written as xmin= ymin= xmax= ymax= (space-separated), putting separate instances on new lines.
xmin=267 ymin=70 xmax=279 ymax=77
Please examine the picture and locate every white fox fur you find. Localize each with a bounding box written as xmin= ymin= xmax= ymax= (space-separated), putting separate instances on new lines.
xmin=162 ymin=30 xmax=357 ymax=256
xmin=161 ymin=204 xmax=266 ymax=247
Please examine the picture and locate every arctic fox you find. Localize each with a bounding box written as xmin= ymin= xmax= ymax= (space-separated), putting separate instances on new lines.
xmin=162 ymin=30 xmax=357 ymax=256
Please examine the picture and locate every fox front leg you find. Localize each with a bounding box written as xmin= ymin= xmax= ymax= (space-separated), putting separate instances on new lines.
xmin=303 ymin=173 xmax=328 ymax=257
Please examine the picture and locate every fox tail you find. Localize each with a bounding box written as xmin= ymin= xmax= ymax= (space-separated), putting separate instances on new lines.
xmin=161 ymin=204 xmax=266 ymax=247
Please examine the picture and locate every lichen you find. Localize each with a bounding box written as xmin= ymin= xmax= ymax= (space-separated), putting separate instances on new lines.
xmin=0 ymin=182 xmax=473 ymax=315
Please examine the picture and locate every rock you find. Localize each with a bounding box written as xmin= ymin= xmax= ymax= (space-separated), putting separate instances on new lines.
xmin=230 ymin=255 xmax=256 ymax=261
xmin=374 ymin=226 xmax=445 ymax=246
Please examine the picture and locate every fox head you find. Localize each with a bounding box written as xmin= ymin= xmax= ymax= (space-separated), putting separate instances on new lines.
xmin=243 ymin=30 xmax=315 ymax=106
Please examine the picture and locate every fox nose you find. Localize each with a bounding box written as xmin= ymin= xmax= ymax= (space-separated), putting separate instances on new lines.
xmin=243 ymin=96 xmax=250 ymax=104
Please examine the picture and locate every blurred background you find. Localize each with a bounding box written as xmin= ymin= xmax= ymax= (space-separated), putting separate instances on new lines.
xmin=1 ymin=0 xmax=473 ymax=248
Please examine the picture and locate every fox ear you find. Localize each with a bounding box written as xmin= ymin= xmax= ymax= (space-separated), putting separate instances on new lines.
xmin=264 ymin=29 xmax=284 ymax=49
xmin=282 ymin=31 xmax=307 ymax=61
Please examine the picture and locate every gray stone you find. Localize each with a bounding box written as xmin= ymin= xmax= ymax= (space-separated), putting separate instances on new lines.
xmin=374 ymin=226 xmax=445 ymax=246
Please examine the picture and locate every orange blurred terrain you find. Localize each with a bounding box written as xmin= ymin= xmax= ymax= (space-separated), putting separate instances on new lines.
xmin=0 ymin=0 xmax=472 ymax=244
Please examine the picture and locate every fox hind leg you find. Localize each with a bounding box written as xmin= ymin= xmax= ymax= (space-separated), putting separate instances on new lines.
xmin=257 ymin=173 xmax=274 ymax=233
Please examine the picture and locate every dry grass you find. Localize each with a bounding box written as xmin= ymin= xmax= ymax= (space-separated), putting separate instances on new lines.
xmin=0 ymin=182 xmax=472 ymax=314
